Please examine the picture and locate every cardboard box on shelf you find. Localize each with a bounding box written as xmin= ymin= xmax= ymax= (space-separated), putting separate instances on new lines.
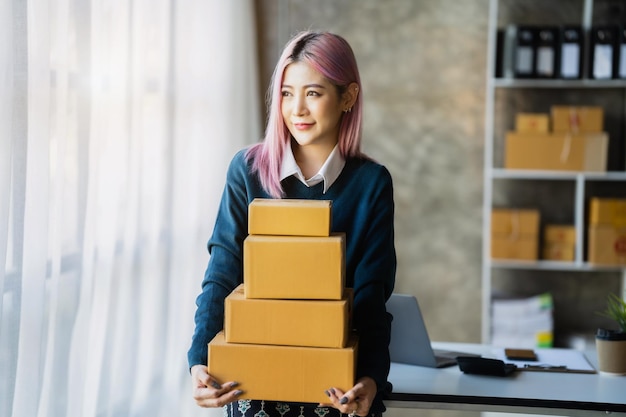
xmin=207 ymin=331 xmax=356 ymax=404
xmin=543 ymin=224 xmax=576 ymax=244
xmin=244 ymin=233 xmax=345 ymax=300
xmin=491 ymin=236 xmax=539 ymax=261
xmin=515 ymin=113 xmax=550 ymax=133
xmin=491 ymin=209 xmax=540 ymax=261
xmin=551 ymin=106 xmax=604 ymax=133
xmin=248 ymin=198 xmax=332 ymax=237
xmin=492 ymin=209 xmax=540 ymax=237
xmin=504 ymin=132 xmax=608 ymax=172
xmin=224 ymin=285 xmax=351 ymax=348
xmin=588 ymin=198 xmax=626 ymax=227
xmin=587 ymin=225 xmax=626 ymax=266
xmin=542 ymin=242 xmax=575 ymax=261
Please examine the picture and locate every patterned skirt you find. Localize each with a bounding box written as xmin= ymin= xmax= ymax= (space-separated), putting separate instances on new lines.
xmin=223 ymin=400 xmax=382 ymax=417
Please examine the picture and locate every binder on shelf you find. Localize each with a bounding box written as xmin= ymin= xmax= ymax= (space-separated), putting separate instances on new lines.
xmin=619 ymin=26 xmax=626 ymax=79
xmin=535 ymin=27 xmax=558 ymax=78
xmin=514 ymin=26 xmax=536 ymax=78
xmin=589 ymin=26 xmax=618 ymax=79
xmin=559 ymin=25 xmax=583 ymax=79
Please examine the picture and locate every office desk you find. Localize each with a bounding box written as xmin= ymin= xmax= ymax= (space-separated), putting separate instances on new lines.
xmin=385 ymin=342 xmax=626 ymax=416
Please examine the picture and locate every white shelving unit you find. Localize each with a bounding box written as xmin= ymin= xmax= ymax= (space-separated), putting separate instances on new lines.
xmin=482 ymin=0 xmax=626 ymax=344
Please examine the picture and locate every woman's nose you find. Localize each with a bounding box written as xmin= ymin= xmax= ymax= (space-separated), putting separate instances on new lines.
xmin=293 ymin=95 xmax=307 ymax=115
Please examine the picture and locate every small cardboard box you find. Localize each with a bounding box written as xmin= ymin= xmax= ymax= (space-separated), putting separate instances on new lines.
xmin=516 ymin=113 xmax=550 ymax=133
xmin=244 ymin=233 xmax=345 ymax=300
xmin=543 ymin=225 xmax=576 ymax=244
xmin=542 ymin=242 xmax=575 ymax=261
xmin=248 ymin=198 xmax=332 ymax=237
xmin=551 ymin=106 xmax=603 ymax=133
xmin=504 ymin=132 xmax=608 ymax=172
xmin=224 ymin=285 xmax=351 ymax=348
xmin=491 ymin=236 xmax=539 ymax=260
xmin=492 ymin=209 xmax=540 ymax=237
xmin=588 ymin=198 xmax=626 ymax=227
xmin=207 ymin=331 xmax=357 ymax=403
xmin=587 ymin=225 xmax=626 ymax=266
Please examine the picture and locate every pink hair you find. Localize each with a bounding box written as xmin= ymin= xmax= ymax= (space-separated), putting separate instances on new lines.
xmin=246 ymin=31 xmax=365 ymax=198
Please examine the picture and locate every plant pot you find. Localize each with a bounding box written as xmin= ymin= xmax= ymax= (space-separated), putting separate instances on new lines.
xmin=596 ymin=329 xmax=626 ymax=375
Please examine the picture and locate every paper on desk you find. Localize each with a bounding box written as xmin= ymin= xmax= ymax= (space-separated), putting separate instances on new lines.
xmin=493 ymin=347 xmax=596 ymax=373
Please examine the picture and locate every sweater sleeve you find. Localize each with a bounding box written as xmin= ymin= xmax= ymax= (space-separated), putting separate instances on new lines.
xmin=351 ymin=165 xmax=396 ymax=400
xmin=187 ymin=150 xmax=250 ymax=368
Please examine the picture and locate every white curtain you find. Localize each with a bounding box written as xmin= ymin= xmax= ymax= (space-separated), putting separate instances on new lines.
xmin=0 ymin=1 xmax=261 ymax=416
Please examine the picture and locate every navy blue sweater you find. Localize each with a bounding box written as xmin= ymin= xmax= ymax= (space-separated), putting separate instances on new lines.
xmin=188 ymin=148 xmax=397 ymax=412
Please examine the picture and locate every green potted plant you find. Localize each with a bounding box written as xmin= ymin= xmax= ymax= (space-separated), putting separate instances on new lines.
xmin=596 ymin=293 xmax=626 ymax=375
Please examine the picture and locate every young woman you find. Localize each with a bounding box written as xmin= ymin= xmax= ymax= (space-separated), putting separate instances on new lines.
xmin=188 ymin=31 xmax=396 ymax=417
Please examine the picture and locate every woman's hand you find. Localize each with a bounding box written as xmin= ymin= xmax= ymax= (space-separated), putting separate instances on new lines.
xmin=191 ymin=364 xmax=243 ymax=407
xmin=322 ymin=376 xmax=377 ymax=416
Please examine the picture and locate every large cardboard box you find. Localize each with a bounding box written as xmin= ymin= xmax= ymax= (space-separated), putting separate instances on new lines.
xmin=224 ymin=285 xmax=351 ymax=348
xmin=491 ymin=209 xmax=540 ymax=261
xmin=516 ymin=113 xmax=549 ymax=133
xmin=244 ymin=233 xmax=345 ymax=300
xmin=207 ymin=331 xmax=356 ymax=403
xmin=587 ymin=225 xmax=626 ymax=266
xmin=588 ymin=198 xmax=626 ymax=227
xmin=248 ymin=198 xmax=332 ymax=237
xmin=504 ymin=132 xmax=608 ymax=172
xmin=551 ymin=106 xmax=603 ymax=133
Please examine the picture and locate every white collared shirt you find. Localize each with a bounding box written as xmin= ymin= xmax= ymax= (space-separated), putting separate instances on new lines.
xmin=280 ymin=143 xmax=346 ymax=194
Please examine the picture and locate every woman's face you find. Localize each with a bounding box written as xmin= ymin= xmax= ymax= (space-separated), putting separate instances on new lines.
xmin=280 ymin=61 xmax=346 ymax=150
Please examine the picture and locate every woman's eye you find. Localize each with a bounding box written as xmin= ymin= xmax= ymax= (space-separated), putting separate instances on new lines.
xmin=307 ymin=91 xmax=320 ymax=97
xmin=281 ymin=91 xmax=291 ymax=97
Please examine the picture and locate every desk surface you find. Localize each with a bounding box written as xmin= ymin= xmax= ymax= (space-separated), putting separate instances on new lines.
xmin=385 ymin=342 xmax=626 ymax=416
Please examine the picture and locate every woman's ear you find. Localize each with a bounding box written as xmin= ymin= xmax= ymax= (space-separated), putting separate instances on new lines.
xmin=341 ymin=82 xmax=359 ymax=112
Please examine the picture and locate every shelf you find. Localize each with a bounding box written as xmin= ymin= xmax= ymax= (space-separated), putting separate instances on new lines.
xmin=491 ymin=259 xmax=626 ymax=272
xmin=492 ymin=78 xmax=626 ymax=89
xmin=490 ymin=168 xmax=626 ymax=181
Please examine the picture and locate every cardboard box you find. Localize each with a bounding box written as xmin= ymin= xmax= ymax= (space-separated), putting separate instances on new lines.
xmin=587 ymin=225 xmax=626 ymax=266
xmin=516 ymin=113 xmax=550 ymax=133
xmin=543 ymin=225 xmax=576 ymax=244
xmin=492 ymin=209 xmax=540 ymax=237
xmin=551 ymin=106 xmax=603 ymax=133
xmin=224 ymin=285 xmax=351 ymax=348
xmin=491 ymin=236 xmax=539 ymax=260
xmin=244 ymin=233 xmax=345 ymax=300
xmin=588 ymin=198 xmax=626 ymax=227
xmin=542 ymin=242 xmax=575 ymax=261
xmin=504 ymin=132 xmax=608 ymax=172
xmin=248 ymin=198 xmax=332 ymax=237
xmin=207 ymin=331 xmax=356 ymax=403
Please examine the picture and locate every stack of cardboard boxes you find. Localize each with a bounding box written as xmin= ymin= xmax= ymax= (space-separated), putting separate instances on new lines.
xmin=207 ymin=198 xmax=356 ymax=403
xmin=505 ymin=106 xmax=608 ymax=172
xmin=588 ymin=197 xmax=626 ymax=266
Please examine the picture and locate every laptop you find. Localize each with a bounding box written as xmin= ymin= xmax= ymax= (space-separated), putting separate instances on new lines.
xmin=386 ymin=293 xmax=478 ymax=368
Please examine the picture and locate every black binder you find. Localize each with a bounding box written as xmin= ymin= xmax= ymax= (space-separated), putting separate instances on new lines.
xmin=535 ymin=27 xmax=558 ymax=78
xmin=559 ymin=25 xmax=583 ymax=79
xmin=589 ymin=26 xmax=619 ymax=79
xmin=514 ymin=26 xmax=536 ymax=78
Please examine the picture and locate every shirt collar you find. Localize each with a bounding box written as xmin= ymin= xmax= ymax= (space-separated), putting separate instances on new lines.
xmin=280 ymin=143 xmax=346 ymax=194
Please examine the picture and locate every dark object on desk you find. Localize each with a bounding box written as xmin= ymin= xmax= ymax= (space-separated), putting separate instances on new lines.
xmin=457 ymin=356 xmax=517 ymax=377
xmin=505 ymin=348 xmax=538 ymax=361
